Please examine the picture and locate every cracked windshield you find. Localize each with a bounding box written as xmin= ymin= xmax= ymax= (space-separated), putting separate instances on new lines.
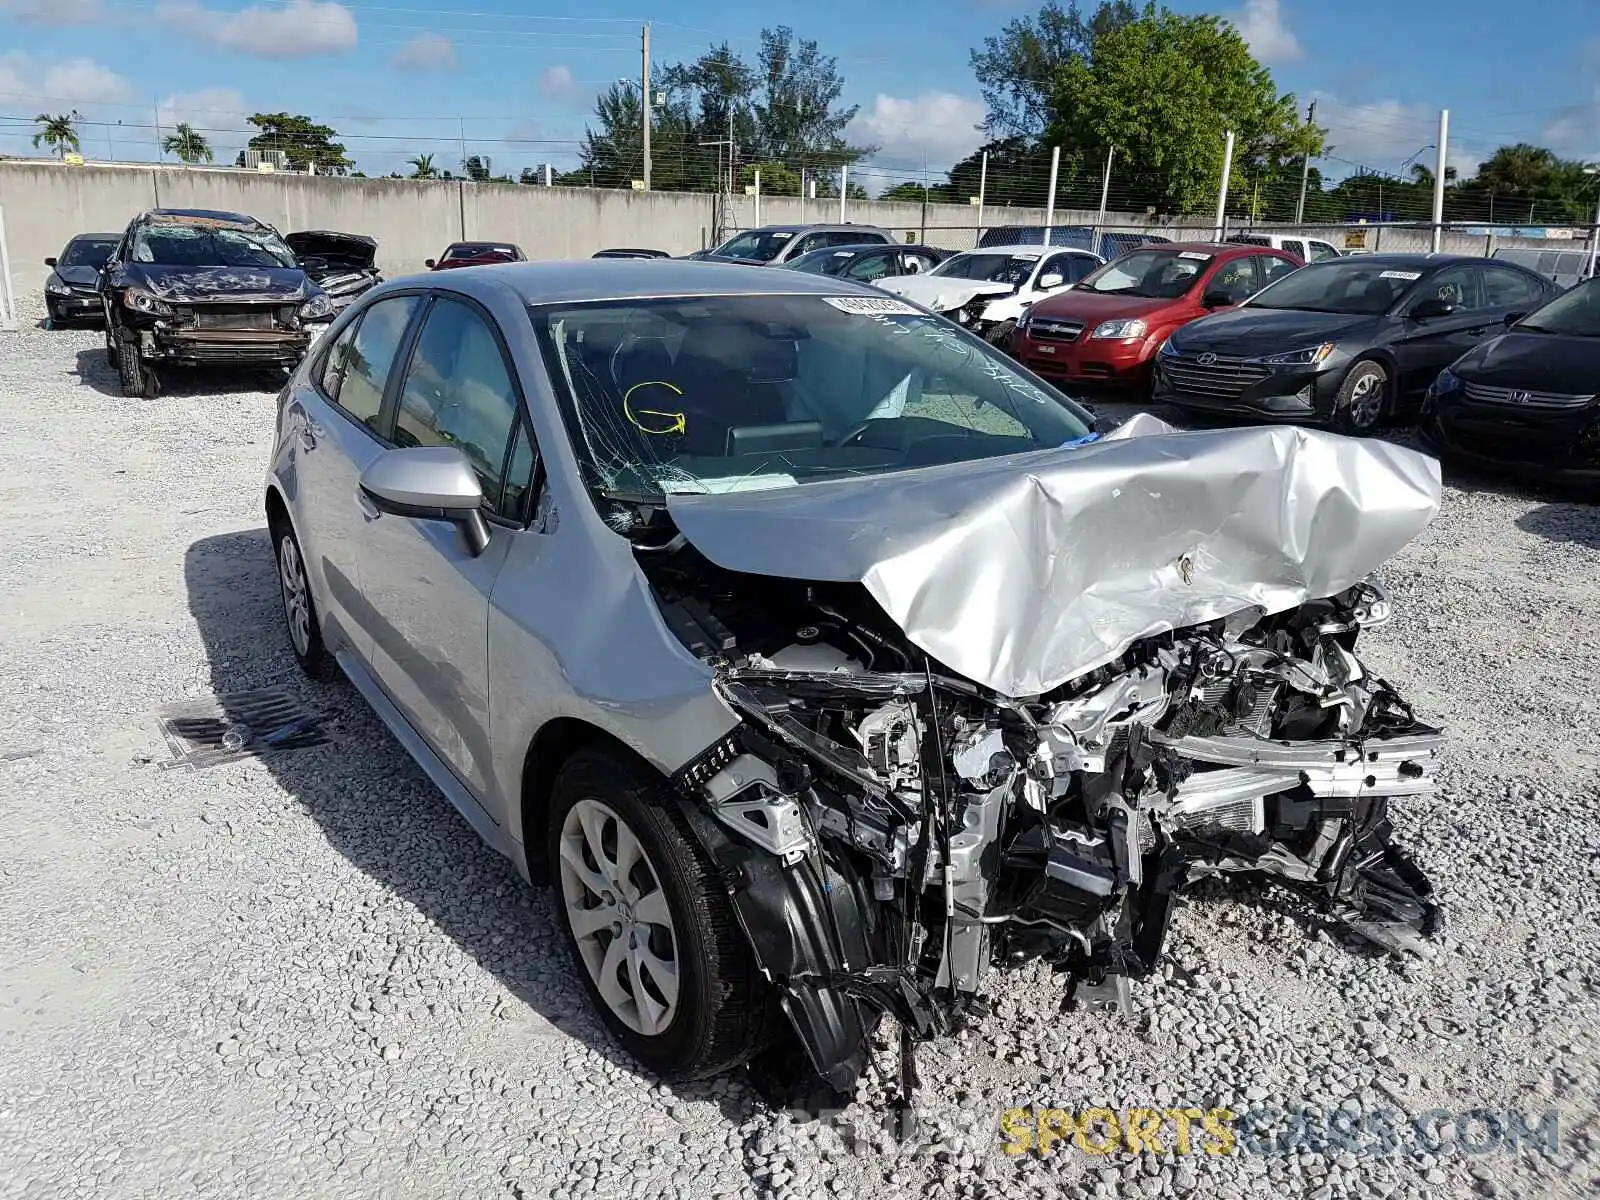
xmin=532 ymin=294 xmax=1094 ymax=498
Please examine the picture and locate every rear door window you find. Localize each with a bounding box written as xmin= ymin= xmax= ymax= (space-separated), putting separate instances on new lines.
xmin=1480 ymin=265 xmax=1547 ymax=309
xmin=331 ymin=295 xmax=422 ymax=433
xmin=1258 ymin=255 xmax=1300 ymax=287
xmin=1208 ymin=257 xmax=1261 ymax=303
xmin=1308 ymin=241 xmax=1340 ymax=261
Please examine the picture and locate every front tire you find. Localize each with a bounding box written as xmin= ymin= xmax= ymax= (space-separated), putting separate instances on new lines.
xmin=273 ymin=519 xmax=334 ymax=680
xmin=548 ymin=749 xmax=777 ymax=1080
xmin=985 ymin=318 xmax=1017 ymax=350
xmin=1334 ymin=359 xmax=1390 ymax=435
xmin=114 ymin=325 xmax=158 ymax=399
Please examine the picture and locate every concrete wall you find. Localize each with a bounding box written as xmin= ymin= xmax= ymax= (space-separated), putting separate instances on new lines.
xmin=0 ymin=159 xmax=1577 ymax=297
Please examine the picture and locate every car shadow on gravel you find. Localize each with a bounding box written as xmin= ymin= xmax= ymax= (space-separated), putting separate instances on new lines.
xmin=74 ymin=348 xmax=287 ymax=400
xmin=183 ymin=528 xmax=758 ymax=1122
xmin=1516 ymin=503 xmax=1600 ymax=549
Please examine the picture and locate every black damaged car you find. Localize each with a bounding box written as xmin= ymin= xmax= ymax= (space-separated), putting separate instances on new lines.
xmin=43 ymin=232 xmax=118 ymax=327
xmin=101 ymin=208 xmax=334 ymax=398
xmin=1420 ymin=275 xmax=1600 ymax=491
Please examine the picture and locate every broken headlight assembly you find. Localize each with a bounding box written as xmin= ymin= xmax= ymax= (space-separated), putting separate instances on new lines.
xmin=122 ymin=286 xmax=174 ymax=317
xmin=644 ymin=543 xmax=1442 ymax=1102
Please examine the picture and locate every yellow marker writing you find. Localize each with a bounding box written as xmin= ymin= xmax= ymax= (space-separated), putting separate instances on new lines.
xmin=623 ymin=380 xmax=686 ymax=436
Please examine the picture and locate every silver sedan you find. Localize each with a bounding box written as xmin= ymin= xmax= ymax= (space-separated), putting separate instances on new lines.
xmin=266 ymin=260 xmax=1446 ymax=1099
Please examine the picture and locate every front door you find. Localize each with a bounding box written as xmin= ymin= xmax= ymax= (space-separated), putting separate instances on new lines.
xmin=1392 ymin=265 xmax=1494 ymax=393
xmin=356 ymin=293 xmax=536 ymax=797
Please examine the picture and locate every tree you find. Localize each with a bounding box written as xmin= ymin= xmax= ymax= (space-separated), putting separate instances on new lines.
xmin=969 ymin=1 xmax=1138 ymax=137
xmin=1047 ymin=4 xmax=1321 ymax=213
xmin=462 ymin=154 xmax=492 ymax=182
xmin=32 ymin=111 xmax=82 ymax=159
xmin=737 ymin=161 xmax=801 ymax=195
xmin=235 ymin=113 xmax=352 ymax=174
xmin=162 ymin=122 xmax=212 ymax=164
xmin=407 ymin=153 xmax=438 ymax=179
xmin=576 ymin=28 xmax=871 ymax=193
xmin=879 ymin=180 xmax=956 ymax=203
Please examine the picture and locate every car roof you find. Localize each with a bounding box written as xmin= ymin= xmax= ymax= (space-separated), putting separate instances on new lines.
xmin=141 ymin=208 xmax=264 ymax=228
xmin=70 ymin=232 xmax=120 ymax=242
xmin=958 ymin=244 xmax=1095 ymax=255
xmin=399 ymin=259 xmax=894 ymax=304
xmin=746 ymin=224 xmax=889 ymax=234
xmin=1299 ymin=252 xmax=1482 ymax=268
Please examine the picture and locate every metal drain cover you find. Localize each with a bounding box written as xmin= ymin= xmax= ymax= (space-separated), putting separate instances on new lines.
xmin=157 ymin=688 xmax=327 ymax=770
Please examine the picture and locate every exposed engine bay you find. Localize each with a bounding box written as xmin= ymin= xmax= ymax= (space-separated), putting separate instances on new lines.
xmin=632 ymin=524 xmax=1442 ymax=1098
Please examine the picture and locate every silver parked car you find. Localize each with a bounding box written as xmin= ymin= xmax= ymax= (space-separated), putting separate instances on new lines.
xmin=266 ymin=261 xmax=1446 ymax=1098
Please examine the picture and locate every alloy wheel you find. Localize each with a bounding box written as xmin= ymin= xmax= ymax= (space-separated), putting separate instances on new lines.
xmin=277 ymin=535 xmax=313 ymax=657
xmin=1347 ymin=369 xmax=1386 ymax=428
xmin=558 ymin=798 xmax=681 ymax=1036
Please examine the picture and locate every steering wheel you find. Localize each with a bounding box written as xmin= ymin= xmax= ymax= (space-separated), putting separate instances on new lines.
xmin=832 ymin=419 xmax=879 ymax=448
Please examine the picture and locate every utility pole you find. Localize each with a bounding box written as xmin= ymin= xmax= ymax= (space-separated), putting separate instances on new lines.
xmin=1295 ymin=99 xmax=1316 ymax=225
xmin=1431 ymin=109 xmax=1449 ymax=252
xmin=839 ymin=164 xmax=848 ymax=222
xmin=918 ymin=150 xmax=928 ymax=244
xmin=1044 ymin=145 xmax=1060 ymax=240
xmin=1585 ymin=168 xmax=1599 ymax=281
xmin=641 ymin=23 xmax=652 ymax=191
xmin=1095 ymin=145 xmax=1114 ymax=257
xmin=1215 ymin=130 xmax=1235 ymax=240
xmin=153 ymin=97 xmax=163 ymax=162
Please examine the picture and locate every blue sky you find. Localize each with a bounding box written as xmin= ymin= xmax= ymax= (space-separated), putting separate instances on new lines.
xmin=1 ymin=0 xmax=1597 ymax=193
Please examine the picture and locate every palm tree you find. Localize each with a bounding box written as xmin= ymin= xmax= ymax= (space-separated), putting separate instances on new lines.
xmin=32 ymin=111 xmax=82 ymax=159
xmin=408 ymin=153 xmax=438 ymax=179
xmin=162 ymin=122 xmax=213 ymax=164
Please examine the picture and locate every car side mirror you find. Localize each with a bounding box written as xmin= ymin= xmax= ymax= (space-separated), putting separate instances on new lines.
xmin=1202 ymin=289 xmax=1235 ymax=308
xmin=1037 ymin=273 xmax=1064 ymax=290
xmin=44 ymin=256 xmax=57 ymax=267
xmin=1504 ymin=310 xmax=1526 ymax=327
xmin=424 ymin=258 xmax=437 ymax=268
xmin=359 ymin=446 xmax=490 ymax=556
xmin=1409 ymin=297 xmax=1457 ymax=320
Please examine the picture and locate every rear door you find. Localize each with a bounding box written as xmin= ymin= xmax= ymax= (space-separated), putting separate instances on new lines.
xmin=356 ymin=292 xmax=536 ymax=797
xmin=287 ymin=293 xmax=424 ymax=660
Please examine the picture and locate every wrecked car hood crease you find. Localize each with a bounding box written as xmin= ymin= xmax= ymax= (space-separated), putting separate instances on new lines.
xmin=664 ymin=416 xmax=1441 ymax=698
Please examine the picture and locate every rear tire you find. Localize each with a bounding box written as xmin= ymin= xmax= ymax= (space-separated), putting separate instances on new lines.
xmin=548 ymin=749 xmax=778 ymax=1080
xmin=272 ymin=519 xmax=335 ymax=680
xmin=1334 ymin=359 xmax=1389 ymax=435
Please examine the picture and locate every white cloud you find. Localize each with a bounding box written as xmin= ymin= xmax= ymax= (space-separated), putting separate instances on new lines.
xmin=0 ymin=52 xmax=133 ymax=109
xmin=157 ymin=0 xmax=357 ymax=60
xmin=40 ymin=58 xmax=134 ymax=105
xmin=537 ymin=65 xmax=580 ymax=104
xmin=392 ymin=33 xmax=456 ymax=72
xmin=157 ymin=86 xmax=249 ymax=130
xmin=0 ymin=0 xmax=102 ymax=25
xmin=1229 ymin=0 xmax=1302 ymax=66
xmin=1315 ymin=96 xmax=1477 ymax=179
xmin=846 ymin=92 xmax=988 ymax=170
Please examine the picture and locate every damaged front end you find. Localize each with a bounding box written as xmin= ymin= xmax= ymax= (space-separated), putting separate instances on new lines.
xmin=643 ymin=542 xmax=1441 ymax=1096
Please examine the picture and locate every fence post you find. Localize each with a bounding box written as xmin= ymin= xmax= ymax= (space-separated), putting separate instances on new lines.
xmin=839 ymin=165 xmax=848 ymax=223
xmin=1215 ymin=130 xmax=1235 ymax=240
xmin=753 ymin=169 xmax=761 ymax=228
xmin=975 ymin=149 xmax=988 ymax=245
xmin=1044 ymin=145 xmax=1060 ymax=242
xmin=1430 ymin=110 xmax=1449 ymax=253
xmin=0 ymin=204 xmax=16 ymax=331
xmin=1095 ymin=145 xmax=1114 ymax=257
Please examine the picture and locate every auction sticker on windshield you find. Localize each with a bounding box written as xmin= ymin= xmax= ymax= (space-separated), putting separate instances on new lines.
xmin=823 ymin=296 xmax=923 ymax=316
xmin=1178 ymin=251 xmax=1213 ymax=260
xmin=1380 ymin=270 xmax=1422 ymax=280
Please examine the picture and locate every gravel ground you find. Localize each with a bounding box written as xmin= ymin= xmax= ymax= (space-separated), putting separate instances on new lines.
xmin=1 ymin=301 xmax=1597 ymax=1200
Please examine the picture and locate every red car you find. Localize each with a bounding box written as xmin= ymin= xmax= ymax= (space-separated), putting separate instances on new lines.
xmin=425 ymin=241 xmax=527 ymax=270
xmin=1010 ymin=242 xmax=1301 ymax=392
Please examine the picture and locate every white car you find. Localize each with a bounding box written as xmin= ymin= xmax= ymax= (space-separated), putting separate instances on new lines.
xmin=877 ymin=244 xmax=1104 ymax=344
xmin=1225 ymin=233 xmax=1343 ymax=262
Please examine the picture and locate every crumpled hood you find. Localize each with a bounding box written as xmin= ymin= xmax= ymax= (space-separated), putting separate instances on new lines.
xmin=54 ymin=264 xmax=103 ymax=288
xmin=284 ymin=230 xmax=378 ymax=272
xmin=665 ymin=415 xmax=1441 ymax=697
xmin=877 ymin=274 xmax=1015 ymax=312
xmin=123 ymin=264 xmax=311 ymax=303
